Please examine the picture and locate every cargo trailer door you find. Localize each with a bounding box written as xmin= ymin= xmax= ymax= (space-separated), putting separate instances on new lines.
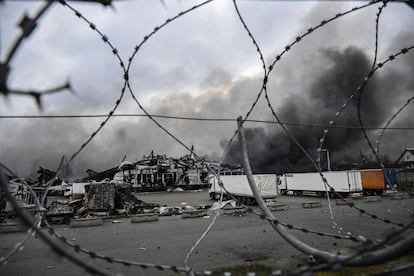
xmin=347 ymin=171 xmax=362 ymax=192
xmin=256 ymin=175 xmax=278 ymax=197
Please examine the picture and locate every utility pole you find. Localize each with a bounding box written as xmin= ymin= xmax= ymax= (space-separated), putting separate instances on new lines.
xmin=320 ymin=149 xmax=331 ymax=171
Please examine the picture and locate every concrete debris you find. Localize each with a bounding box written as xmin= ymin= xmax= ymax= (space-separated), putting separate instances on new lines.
xmin=70 ymin=217 xmax=103 ymax=228
xmin=223 ymin=206 xmax=247 ymax=216
xmin=184 ymin=205 xmax=196 ymax=211
xmin=182 ymin=209 xmax=208 ymax=219
xmin=209 ymin=200 xmax=237 ymax=211
xmin=158 ymin=206 xmax=183 ymax=216
xmin=130 ymin=213 xmax=159 ymax=223
xmin=46 ymin=201 xmax=74 ymax=224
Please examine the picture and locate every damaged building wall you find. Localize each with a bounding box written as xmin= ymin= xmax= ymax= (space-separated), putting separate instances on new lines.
xmin=85 ymin=182 xmax=116 ymax=212
xmin=110 ymin=153 xmax=211 ymax=192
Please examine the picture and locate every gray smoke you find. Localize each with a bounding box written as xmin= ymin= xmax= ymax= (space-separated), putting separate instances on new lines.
xmin=2 ymin=2 xmax=413 ymax=178
xmin=223 ymin=46 xmax=414 ymax=173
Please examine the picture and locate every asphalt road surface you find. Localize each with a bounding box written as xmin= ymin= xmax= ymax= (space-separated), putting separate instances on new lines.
xmin=1 ymin=190 xmax=413 ymax=276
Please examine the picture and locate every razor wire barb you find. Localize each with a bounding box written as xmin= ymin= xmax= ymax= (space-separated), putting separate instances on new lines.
xmin=231 ymin=0 xmax=399 ymax=239
xmin=1 ymin=0 xmax=222 ymax=274
xmin=312 ymin=0 xmax=410 ymax=234
xmin=2 ymin=0 xmax=215 ymax=274
xmin=58 ymin=0 xmax=129 ymax=165
xmin=0 ymin=0 xmax=73 ymax=108
xmin=226 ymin=0 xmax=414 ymax=270
xmin=0 ymin=163 xmax=43 ymax=266
xmin=312 ymin=45 xmax=414 ymax=231
xmin=247 ymin=0 xmax=414 ymax=233
xmin=1 ymin=0 xmax=414 ymax=275
xmin=0 ymin=168 xmax=113 ymax=276
xmin=289 ymin=216 xmax=414 ymax=275
xmin=237 ymin=117 xmax=414 ymax=270
xmin=222 ymin=3 xmax=384 ymax=239
xmin=222 ymin=0 xmax=382 ymax=156
xmin=215 ymin=0 xmax=383 ymax=248
xmin=0 ymin=162 xmax=194 ymax=275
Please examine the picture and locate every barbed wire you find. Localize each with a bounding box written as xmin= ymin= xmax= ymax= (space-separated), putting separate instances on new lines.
xmin=1 ymin=0 xmax=414 ymax=275
xmin=58 ymin=0 xmax=129 ymax=165
xmin=217 ymin=0 xmax=385 ymax=261
xmin=0 ymin=159 xmax=195 ymax=275
xmin=258 ymin=0 xmax=384 ymax=239
xmin=237 ymin=116 xmax=414 ymax=269
xmin=375 ymin=95 xmax=414 ymax=216
xmin=3 ymin=0 xmax=224 ymax=275
xmin=306 ymin=45 xmax=414 ymax=235
xmin=227 ymin=0 xmax=414 ymax=271
xmin=0 ymin=163 xmax=43 ymax=266
xmin=288 ymin=216 xmax=414 ymax=275
xmin=353 ymin=0 xmax=401 ymax=200
xmin=0 ymin=1 xmax=73 ymax=108
xmin=219 ymin=1 xmax=404 ymax=244
xmin=315 ymin=0 xmax=388 ymax=237
xmin=376 ymin=96 xmax=414 ymax=159
xmin=52 ymin=0 xmax=218 ymax=274
xmin=120 ymin=1 xmax=226 ymax=270
xmin=0 ymin=168 xmax=113 ymax=276
xmin=2 ymin=0 xmax=214 ymax=274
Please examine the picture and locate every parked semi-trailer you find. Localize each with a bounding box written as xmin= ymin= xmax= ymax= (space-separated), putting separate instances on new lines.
xmin=208 ymin=174 xmax=278 ymax=205
xmin=278 ymin=170 xmax=363 ymax=197
xmin=360 ymin=169 xmax=391 ymax=195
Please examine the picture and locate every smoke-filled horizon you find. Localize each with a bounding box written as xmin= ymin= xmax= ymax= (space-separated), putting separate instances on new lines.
xmin=1 ymin=1 xmax=413 ymax=178
xmin=223 ymin=45 xmax=414 ymax=173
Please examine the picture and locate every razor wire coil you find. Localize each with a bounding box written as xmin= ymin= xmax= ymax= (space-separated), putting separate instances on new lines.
xmin=1 ymin=0 xmax=414 ymax=275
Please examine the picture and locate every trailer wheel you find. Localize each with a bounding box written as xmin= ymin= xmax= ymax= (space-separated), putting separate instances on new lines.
xmin=240 ymin=197 xmax=247 ymax=205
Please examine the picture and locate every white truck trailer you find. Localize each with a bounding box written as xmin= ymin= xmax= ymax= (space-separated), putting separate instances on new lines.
xmin=278 ymin=170 xmax=363 ymax=197
xmin=208 ymin=174 xmax=278 ymax=205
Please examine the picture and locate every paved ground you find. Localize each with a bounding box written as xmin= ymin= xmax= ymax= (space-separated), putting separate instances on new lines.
xmin=0 ymin=190 xmax=413 ymax=275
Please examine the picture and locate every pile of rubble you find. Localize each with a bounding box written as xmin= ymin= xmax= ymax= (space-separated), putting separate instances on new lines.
xmin=42 ymin=180 xmax=161 ymax=223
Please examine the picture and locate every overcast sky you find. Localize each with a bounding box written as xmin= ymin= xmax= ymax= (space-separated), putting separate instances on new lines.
xmin=1 ymin=0 xmax=413 ymax=177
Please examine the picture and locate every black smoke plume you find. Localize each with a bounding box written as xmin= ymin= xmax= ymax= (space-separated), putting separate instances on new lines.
xmin=222 ymin=46 xmax=414 ymax=173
